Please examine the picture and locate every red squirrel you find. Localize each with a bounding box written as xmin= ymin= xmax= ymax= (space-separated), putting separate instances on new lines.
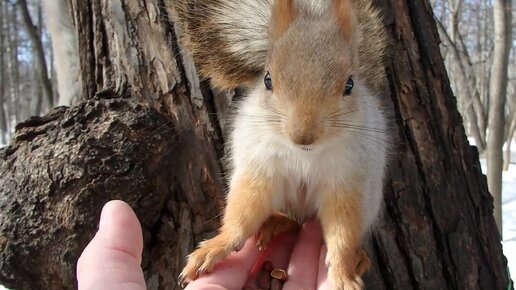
xmin=174 ymin=0 xmax=390 ymax=289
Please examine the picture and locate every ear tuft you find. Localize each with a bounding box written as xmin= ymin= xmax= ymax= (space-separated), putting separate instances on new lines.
xmin=332 ymin=0 xmax=355 ymax=40
xmin=270 ymin=0 xmax=298 ymax=42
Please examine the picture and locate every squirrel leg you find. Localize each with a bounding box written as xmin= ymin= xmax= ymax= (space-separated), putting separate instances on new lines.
xmin=319 ymin=188 xmax=365 ymax=290
xmin=179 ymin=173 xmax=275 ymax=285
xmin=355 ymin=248 xmax=371 ymax=277
xmin=256 ymin=212 xmax=300 ymax=250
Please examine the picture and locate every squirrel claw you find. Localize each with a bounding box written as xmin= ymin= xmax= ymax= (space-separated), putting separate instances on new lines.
xmin=180 ymin=234 xmax=235 ymax=286
xmin=330 ymin=273 xmax=364 ymax=290
xmin=177 ymin=272 xmax=193 ymax=288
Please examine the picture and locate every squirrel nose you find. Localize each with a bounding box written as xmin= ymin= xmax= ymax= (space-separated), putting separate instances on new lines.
xmin=290 ymin=132 xmax=316 ymax=146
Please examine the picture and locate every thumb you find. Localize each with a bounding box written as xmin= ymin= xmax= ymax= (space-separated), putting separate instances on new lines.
xmin=77 ymin=200 xmax=146 ymax=290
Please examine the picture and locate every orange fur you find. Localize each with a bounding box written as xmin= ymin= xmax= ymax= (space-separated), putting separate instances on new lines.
xmin=256 ymin=212 xmax=301 ymax=249
xmin=333 ymin=0 xmax=356 ymax=41
xmin=320 ymin=187 xmax=364 ymax=290
xmin=174 ymin=0 xmax=387 ymax=92
xmin=176 ymin=1 xmax=390 ymax=288
xmin=356 ymin=248 xmax=372 ymax=277
xmin=269 ymin=0 xmax=297 ymax=42
xmin=179 ymin=172 xmax=275 ymax=283
xmin=287 ymin=102 xmax=321 ymax=145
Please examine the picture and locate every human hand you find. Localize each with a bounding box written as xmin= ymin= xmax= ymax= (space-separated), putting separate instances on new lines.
xmin=186 ymin=219 xmax=333 ymax=290
xmin=76 ymin=200 xmax=146 ymax=290
xmin=76 ymin=200 xmax=332 ymax=290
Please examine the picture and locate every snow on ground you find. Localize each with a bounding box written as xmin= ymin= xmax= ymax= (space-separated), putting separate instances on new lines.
xmin=469 ymin=138 xmax=516 ymax=280
xmin=500 ymin=161 xmax=516 ymax=281
xmin=478 ymin=157 xmax=516 ymax=281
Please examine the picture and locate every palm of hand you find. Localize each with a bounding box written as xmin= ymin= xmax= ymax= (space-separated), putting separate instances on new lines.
xmin=76 ymin=201 xmax=332 ymax=290
xmin=186 ymin=220 xmax=333 ymax=290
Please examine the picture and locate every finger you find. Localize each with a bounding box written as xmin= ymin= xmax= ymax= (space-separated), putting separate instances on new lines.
xmin=245 ymin=232 xmax=299 ymax=289
xmin=186 ymin=237 xmax=260 ymax=290
xmin=77 ymin=200 xmax=145 ymax=290
xmin=253 ymin=232 xmax=298 ymax=272
xmin=317 ymin=245 xmax=333 ymax=290
xmin=283 ymin=219 xmax=324 ymax=290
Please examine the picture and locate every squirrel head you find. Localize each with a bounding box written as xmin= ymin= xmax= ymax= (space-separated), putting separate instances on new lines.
xmin=261 ymin=0 xmax=364 ymax=149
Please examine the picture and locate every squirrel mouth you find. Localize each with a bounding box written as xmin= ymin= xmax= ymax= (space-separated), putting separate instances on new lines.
xmin=300 ymin=146 xmax=313 ymax=152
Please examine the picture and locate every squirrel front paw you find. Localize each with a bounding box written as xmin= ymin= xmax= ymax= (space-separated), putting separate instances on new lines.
xmin=330 ymin=271 xmax=364 ymax=290
xmin=355 ymin=248 xmax=371 ymax=277
xmin=178 ymin=235 xmax=235 ymax=286
xmin=326 ymin=248 xmax=370 ymax=290
xmin=328 ymin=264 xmax=364 ymax=290
xmin=255 ymin=213 xmax=300 ymax=250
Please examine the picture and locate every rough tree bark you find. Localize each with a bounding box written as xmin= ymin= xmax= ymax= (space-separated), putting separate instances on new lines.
xmin=0 ymin=0 xmax=511 ymax=290
xmin=440 ymin=0 xmax=488 ymax=152
xmin=435 ymin=19 xmax=486 ymax=152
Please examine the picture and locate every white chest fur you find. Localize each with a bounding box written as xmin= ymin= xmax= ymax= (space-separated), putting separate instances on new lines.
xmin=228 ymin=87 xmax=389 ymax=230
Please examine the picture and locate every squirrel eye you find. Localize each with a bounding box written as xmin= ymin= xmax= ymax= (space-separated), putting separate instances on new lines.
xmin=344 ymin=76 xmax=354 ymax=96
xmin=264 ymin=71 xmax=273 ymax=91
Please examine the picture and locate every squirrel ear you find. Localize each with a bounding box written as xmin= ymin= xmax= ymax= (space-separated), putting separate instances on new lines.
xmin=332 ymin=0 xmax=355 ymax=40
xmin=269 ymin=0 xmax=298 ymax=42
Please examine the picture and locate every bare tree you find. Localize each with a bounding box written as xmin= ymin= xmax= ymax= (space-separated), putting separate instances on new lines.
xmin=33 ymin=0 xmax=43 ymax=116
xmin=436 ymin=18 xmax=487 ymax=151
xmin=504 ymin=113 xmax=516 ymax=170
xmin=432 ymin=0 xmax=515 ymax=236
xmin=18 ymin=0 xmax=53 ymax=111
xmin=435 ymin=0 xmax=491 ymax=152
xmin=43 ymin=0 xmax=82 ymax=107
xmin=0 ymin=1 xmax=9 ymax=145
xmin=0 ymin=0 xmax=63 ymax=143
xmin=4 ymin=1 xmax=21 ymax=124
xmin=487 ymin=0 xmax=513 ymax=236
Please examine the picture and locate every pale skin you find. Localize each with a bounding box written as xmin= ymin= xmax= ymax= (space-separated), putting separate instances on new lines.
xmin=76 ymin=200 xmax=337 ymax=290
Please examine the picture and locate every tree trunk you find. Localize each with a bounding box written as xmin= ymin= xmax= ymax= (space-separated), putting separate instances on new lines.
xmin=487 ymin=0 xmax=512 ymax=237
xmin=435 ymin=19 xmax=486 ymax=151
xmin=503 ymin=113 xmax=516 ymax=171
xmin=18 ymin=0 xmax=54 ymax=111
xmin=43 ymin=0 xmax=82 ymax=107
xmin=4 ymin=2 xmax=21 ymax=124
xmin=34 ymin=1 xmax=44 ymax=117
xmin=0 ymin=1 xmax=8 ymax=145
xmin=0 ymin=0 xmax=510 ymax=290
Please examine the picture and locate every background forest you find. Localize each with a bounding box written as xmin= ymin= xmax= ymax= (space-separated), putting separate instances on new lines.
xmin=0 ymin=0 xmax=54 ymax=146
xmin=0 ymin=0 xmax=514 ymax=287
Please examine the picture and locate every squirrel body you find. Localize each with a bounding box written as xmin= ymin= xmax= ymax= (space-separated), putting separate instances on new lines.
xmin=231 ymin=83 xmax=386 ymax=229
xmin=174 ymin=0 xmax=390 ymax=289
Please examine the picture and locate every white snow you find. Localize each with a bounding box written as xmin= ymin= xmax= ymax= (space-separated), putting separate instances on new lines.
xmin=501 ymin=161 xmax=516 ymax=280
xmin=471 ymin=136 xmax=516 ymax=280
